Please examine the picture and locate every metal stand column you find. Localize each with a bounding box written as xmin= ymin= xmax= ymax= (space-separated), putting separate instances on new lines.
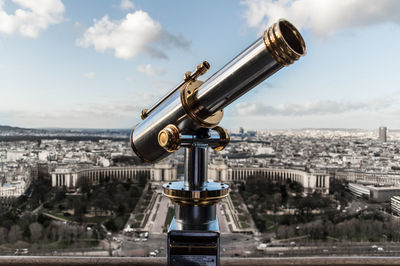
xmin=163 ymin=139 xmax=228 ymax=266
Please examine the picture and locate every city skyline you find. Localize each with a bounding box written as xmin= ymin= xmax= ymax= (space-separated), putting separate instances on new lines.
xmin=3 ymin=125 xmax=400 ymax=257
xmin=1 ymin=0 xmax=400 ymax=129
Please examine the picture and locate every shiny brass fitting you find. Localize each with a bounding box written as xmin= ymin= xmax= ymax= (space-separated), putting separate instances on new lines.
xmin=140 ymin=108 xmax=148 ymax=120
xmin=194 ymin=61 xmax=210 ymax=77
xmin=263 ymin=19 xmax=306 ymax=66
xmin=181 ymin=80 xmax=224 ymax=128
xmin=184 ymin=61 xmax=210 ymax=82
xmin=184 ymin=71 xmax=192 ymax=81
xmin=163 ymin=181 xmax=229 ymax=206
xmin=158 ymin=124 xmax=181 ymax=152
xmin=212 ymin=126 xmax=230 ymax=151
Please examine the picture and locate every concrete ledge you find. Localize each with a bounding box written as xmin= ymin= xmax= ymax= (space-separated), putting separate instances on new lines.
xmin=222 ymin=257 xmax=400 ymax=265
xmin=0 ymin=257 xmax=163 ymax=266
xmin=0 ymin=256 xmax=400 ymax=266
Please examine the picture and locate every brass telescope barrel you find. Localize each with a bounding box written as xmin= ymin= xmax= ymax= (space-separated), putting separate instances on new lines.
xmin=130 ymin=19 xmax=306 ymax=163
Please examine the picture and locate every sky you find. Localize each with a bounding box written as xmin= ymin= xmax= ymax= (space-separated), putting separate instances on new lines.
xmin=0 ymin=0 xmax=400 ymax=130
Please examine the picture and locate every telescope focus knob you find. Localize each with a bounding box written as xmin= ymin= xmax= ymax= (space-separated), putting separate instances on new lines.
xmin=140 ymin=109 xmax=148 ymax=120
xmin=158 ymin=124 xmax=181 ymax=152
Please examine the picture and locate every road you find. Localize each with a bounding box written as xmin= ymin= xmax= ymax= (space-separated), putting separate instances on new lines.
xmin=120 ymin=234 xmax=166 ymax=257
xmin=118 ymin=233 xmax=258 ymax=258
xmin=150 ymin=196 xmax=170 ymax=234
xmin=257 ymin=242 xmax=400 ymax=257
xmin=217 ymin=203 xmax=229 ymax=233
xmin=221 ymin=234 xmax=258 ymax=256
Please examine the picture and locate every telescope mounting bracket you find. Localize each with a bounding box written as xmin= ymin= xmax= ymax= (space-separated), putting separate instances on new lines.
xmin=161 ymin=128 xmax=230 ymax=206
xmin=180 ymin=80 xmax=224 ymax=129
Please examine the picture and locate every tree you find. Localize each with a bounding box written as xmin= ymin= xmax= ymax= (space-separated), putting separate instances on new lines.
xmin=138 ymin=174 xmax=147 ymax=188
xmin=273 ymin=193 xmax=282 ymax=212
xmin=29 ymin=222 xmax=43 ymax=242
xmin=74 ymin=202 xmax=87 ymax=223
xmin=8 ymin=225 xmax=22 ymax=243
xmin=76 ymin=178 xmax=90 ymax=194
xmin=104 ymin=219 xmax=117 ymax=232
xmin=280 ymin=184 xmax=288 ymax=204
xmin=55 ymin=190 xmax=66 ymax=201
xmin=92 ymin=197 xmax=113 ymax=212
xmin=0 ymin=227 xmax=8 ymax=243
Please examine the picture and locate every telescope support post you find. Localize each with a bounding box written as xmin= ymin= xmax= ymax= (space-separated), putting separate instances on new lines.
xmin=166 ymin=140 xmax=222 ymax=266
xmin=184 ymin=144 xmax=208 ymax=190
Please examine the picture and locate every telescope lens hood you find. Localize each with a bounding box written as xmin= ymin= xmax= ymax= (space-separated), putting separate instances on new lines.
xmin=263 ymin=19 xmax=306 ymax=66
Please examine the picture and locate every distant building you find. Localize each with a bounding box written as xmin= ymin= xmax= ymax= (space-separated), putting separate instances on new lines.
xmin=379 ymin=126 xmax=387 ymax=142
xmin=348 ymin=182 xmax=400 ymax=202
xmin=51 ymin=163 xmax=178 ymax=188
xmin=38 ymin=151 xmax=50 ymax=161
xmin=6 ymin=151 xmax=25 ymax=162
xmin=0 ymin=181 xmax=27 ymax=198
xmin=348 ymin=183 xmax=370 ymax=199
xmin=209 ymin=160 xmax=330 ymax=194
xmin=335 ymin=170 xmax=400 ymax=186
xmin=391 ymin=196 xmax=400 ymax=216
xmin=370 ymin=186 xmax=400 ymax=202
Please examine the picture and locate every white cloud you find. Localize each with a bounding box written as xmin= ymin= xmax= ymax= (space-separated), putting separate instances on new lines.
xmin=120 ymin=0 xmax=134 ymax=11
xmin=83 ymin=72 xmax=95 ymax=79
xmin=235 ymin=97 xmax=396 ymax=116
xmin=77 ymin=10 xmax=190 ymax=59
xmin=137 ymin=64 xmax=165 ymax=77
xmin=241 ymin=0 xmax=400 ymax=37
xmin=0 ymin=0 xmax=65 ymax=38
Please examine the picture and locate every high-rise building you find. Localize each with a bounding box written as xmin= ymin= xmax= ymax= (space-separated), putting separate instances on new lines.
xmin=239 ymin=127 xmax=244 ymax=136
xmin=379 ymin=126 xmax=387 ymax=142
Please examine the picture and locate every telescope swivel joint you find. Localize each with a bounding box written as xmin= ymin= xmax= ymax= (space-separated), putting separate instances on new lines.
xmin=158 ymin=124 xmax=230 ymax=153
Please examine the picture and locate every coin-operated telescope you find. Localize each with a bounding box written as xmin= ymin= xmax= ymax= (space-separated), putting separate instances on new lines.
xmin=130 ymin=19 xmax=306 ymax=266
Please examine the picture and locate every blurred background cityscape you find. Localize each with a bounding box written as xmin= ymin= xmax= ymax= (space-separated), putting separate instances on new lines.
xmin=1 ymin=125 xmax=400 ymax=257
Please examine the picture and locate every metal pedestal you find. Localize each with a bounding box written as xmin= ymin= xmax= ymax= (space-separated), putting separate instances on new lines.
xmin=163 ymin=143 xmax=228 ymax=266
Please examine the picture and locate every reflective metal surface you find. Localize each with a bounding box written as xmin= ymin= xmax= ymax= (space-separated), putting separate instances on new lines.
xmin=158 ymin=124 xmax=181 ymax=152
xmin=131 ymin=90 xmax=189 ymax=162
xmin=172 ymin=205 xmax=218 ymax=231
xmin=195 ymin=37 xmax=280 ymax=116
xmin=168 ymin=230 xmax=220 ymax=266
xmin=181 ymin=79 xmax=224 ymax=128
xmin=156 ymin=126 xmax=230 ymax=155
xmin=130 ymin=19 xmax=306 ymax=163
xmin=163 ymin=181 xmax=229 ymax=206
xmin=141 ymin=61 xmax=210 ymax=120
xmin=184 ymin=144 xmax=208 ymax=190
xmin=166 ymin=144 xmax=222 ymax=265
xmin=180 ymin=128 xmax=229 ymax=150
